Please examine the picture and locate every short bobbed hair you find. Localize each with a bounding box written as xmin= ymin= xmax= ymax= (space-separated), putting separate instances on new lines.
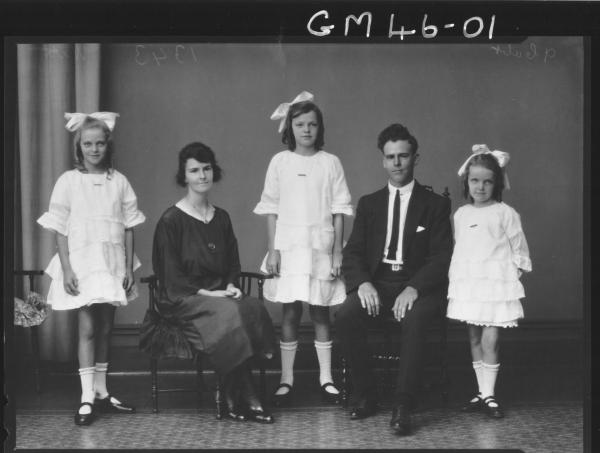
xmin=281 ymin=101 xmax=325 ymax=151
xmin=73 ymin=117 xmax=114 ymax=173
xmin=462 ymin=153 xmax=505 ymax=202
xmin=377 ymin=123 xmax=419 ymax=154
xmin=175 ymin=142 xmax=223 ymax=187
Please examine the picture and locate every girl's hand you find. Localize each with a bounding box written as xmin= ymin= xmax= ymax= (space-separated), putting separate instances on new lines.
xmin=266 ymin=250 xmax=281 ymax=276
xmin=226 ymin=283 xmax=243 ymax=300
xmin=331 ymin=251 xmax=343 ymax=278
xmin=123 ymin=268 xmax=135 ymax=295
xmin=63 ymin=269 xmax=80 ymax=296
xmin=517 ymin=269 xmax=523 ymax=278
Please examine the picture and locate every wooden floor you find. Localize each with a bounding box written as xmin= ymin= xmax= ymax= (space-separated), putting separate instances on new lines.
xmin=8 ymin=339 xmax=586 ymax=451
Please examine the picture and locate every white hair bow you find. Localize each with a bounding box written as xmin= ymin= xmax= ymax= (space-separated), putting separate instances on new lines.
xmin=457 ymin=144 xmax=511 ymax=189
xmin=64 ymin=112 xmax=120 ymax=132
xmin=270 ymin=91 xmax=314 ymax=133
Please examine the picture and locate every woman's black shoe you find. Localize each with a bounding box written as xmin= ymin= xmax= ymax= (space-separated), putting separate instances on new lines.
xmin=272 ymin=383 xmax=293 ymax=407
xmin=482 ymin=396 xmax=504 ymax=419
xmin=320 ymin=382 xmax=340 ymax=404
xmin=245 ymin=407 xmax=275 ymax=424
xmin=94 ymin=395 xmax=136 ymax=414
xmin=74 ymin=402 xmax=96 ymax=426
xmin=460 ymin=394 xmax=484 ymax=412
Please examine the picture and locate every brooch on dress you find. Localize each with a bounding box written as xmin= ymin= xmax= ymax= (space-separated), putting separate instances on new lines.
xmin=207 ymin=243 xmax=216 ymax=252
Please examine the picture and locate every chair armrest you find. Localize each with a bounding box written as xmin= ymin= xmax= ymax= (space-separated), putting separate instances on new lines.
xmin=14 ymin=270 xmax=44 ymax=276
xmin=141 ymin=275 xmax=157 ymax=284
xmin=240 ymin=272 xmax=273 ymax=280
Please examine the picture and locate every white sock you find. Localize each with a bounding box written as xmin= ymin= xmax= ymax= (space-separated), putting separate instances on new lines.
xmin=315 ymin=340 xmax=338 ymax=394
xmin=481 ymin=362 xmax=500 ymax=406
xmin=79 ymin=367 xmax=95 ymax=414
xmin=472 ymin=360 xmax=484 ymax=400
xmin=94 ymin=362 xmax=109 ymax=399
xmin=276 ymin=340 xmax=298 ymax=395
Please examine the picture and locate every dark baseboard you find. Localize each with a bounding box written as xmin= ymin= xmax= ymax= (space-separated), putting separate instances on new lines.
xmin=112 ymin=318 xmax=583 ymax=347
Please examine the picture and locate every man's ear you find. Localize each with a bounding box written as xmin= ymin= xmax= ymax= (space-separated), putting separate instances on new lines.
xmin=414 ymin=153 xmax=420 ymax=166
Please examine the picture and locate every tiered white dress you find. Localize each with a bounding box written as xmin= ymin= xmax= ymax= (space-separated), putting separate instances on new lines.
xmin=37 ymin=169 xmax=146 ymax=310
xmin=447 ymin=202 xmax=532 ymax=327
xmin=254 ymin=150 xmax=353 ymax=306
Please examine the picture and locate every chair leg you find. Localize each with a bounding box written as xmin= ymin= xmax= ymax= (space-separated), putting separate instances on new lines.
xmin=340 ymin=356 xmax=349 ymax=408
xmin=259 ymin=362 xmax=266 ymax=402
xmin=215 ymin=375 xmax=223 ymax=420
xmin=30 ymin=326 xmax=41 ymax=393
xmin=150 ymin=358 xmax=159 ymax=414
xmin=196 ymin=358 xmax=204 ymax=412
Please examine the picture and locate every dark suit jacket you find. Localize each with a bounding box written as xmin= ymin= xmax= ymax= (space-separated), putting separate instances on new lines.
xmin=342 ymin=180 xmax=453 ymax=297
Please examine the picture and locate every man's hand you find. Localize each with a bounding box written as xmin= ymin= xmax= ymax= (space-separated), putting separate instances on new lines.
xmin=358 ymin=282 xmax=380 ymax=317
xmin=392 ymin=286 xmax=419 ymax=321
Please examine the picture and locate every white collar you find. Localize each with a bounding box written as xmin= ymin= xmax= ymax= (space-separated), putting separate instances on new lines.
xmin=176 ymin=198 xmax=215 ymax=224
xmin=387 ymin=179 xmax=415 ymax=196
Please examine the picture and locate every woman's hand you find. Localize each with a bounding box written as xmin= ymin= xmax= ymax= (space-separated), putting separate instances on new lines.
xmin=123 ymin=268 xmax=135 ymax=295
xmin=265 ymin=250 xmax=281 ymax=276
xmin=226 ymin=283 xmax=243 ymax=300
xmin=331 ymin=250 xmax=343 ymax=278
xmin=63 ymin=268 xmax=80 ymax=296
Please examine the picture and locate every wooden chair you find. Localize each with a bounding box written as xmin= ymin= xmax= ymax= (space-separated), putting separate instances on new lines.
xmin=339 ymin=186 xmax=451 ymax=407
xmin=13 ymin=269 xmax=46 ymax=393
xmin=140 ymin=272 xmax=271 ymax=417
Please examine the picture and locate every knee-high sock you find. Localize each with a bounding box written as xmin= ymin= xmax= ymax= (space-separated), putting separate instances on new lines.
xmin=94 ymin=362 xmax=109 ymax=399
xmin=481 ymin=362 xmax=500 ymax=400
xmin=315 ymin=340 xmax=338 ymax=393
xmin=276 ymin=340 xmax=298 ymax=395
xmin=472 ymin=360 xmax=484 ymax=395
xmin=79 ymin=366 xmax=96 ymax=414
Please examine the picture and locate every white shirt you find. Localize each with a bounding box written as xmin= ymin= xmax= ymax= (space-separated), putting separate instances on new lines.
xmin=382 ymin=179 xmax=414 ymax=264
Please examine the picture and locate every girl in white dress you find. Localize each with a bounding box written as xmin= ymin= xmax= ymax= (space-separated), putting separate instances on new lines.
xmin=38 ymin=112 xmax=145 ymax=426
xmin=254 ymin=92 xmax=353 ymax=406
xmin=447 ymin=144 xmax=532 ymax=419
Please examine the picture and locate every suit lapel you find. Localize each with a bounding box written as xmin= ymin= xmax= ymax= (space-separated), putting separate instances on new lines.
xmin=402 ymin=181 xmax=425 ymax=261
xmin=371 ymin=187 xmax=389 ymax=269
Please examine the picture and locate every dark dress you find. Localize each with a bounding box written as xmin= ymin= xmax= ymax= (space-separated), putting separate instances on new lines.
xmin=150 ymin=205 xmax=276 ymax=375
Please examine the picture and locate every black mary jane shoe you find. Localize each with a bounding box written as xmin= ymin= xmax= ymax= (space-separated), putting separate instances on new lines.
xmin=74 ymin=402 xmax=96 ymax=426
xmin=272 ymin=383 xmax=293 ymax=407
xmin=94 ymin=394 xmax=136 ymax=414
xmin=245 ymin=407 xmax=275 ymax=424
xmin=320 ymin=382 xmax=340 ymax=404
xmin=482 ymin=396 xmax=505 ymax=419
xmin=460 ymin=394 xmax=484 ymax=412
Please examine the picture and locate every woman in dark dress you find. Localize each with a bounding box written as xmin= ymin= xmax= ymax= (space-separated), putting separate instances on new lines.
xmin=152 ymin=142 xmax=276 ymax=423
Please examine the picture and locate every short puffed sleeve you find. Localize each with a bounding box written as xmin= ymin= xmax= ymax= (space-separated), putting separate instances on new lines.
xmin=330 ymin=155 xmax=353 ymax=216
xmin=37 ymin=172 xmax=72 ymax=235
xmin=503 ymin=205 xmax=532 ymax=272
xmin=253 ymin=154 xmax=281 ymax=216
xmin=121 ymin=175 xmax=146 ymax=229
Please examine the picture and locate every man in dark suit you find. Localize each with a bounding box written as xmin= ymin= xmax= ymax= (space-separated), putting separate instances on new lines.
xmin=335 ymin=123 xmax=453 ymax=436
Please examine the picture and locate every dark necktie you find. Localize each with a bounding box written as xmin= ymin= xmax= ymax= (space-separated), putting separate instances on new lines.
xmin=387 ymin=189 xmax=400 ymax=260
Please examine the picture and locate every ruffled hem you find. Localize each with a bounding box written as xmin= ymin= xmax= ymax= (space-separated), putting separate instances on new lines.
xmin=446 ymin=298 xmax=523 ymax=326
xmin=448 ymin=278 xmax=525 ymax=301
xmin=45 ymin=272 xmax=139 ymax=310
xmin=448 ymin=318 xmax=519 ymax=328
xmin=37 ymin=212 xmax=67 ymax=236
xmin=274 ymin=222 xmax=334 ymax=251
xmin=264 ymin=275 xmax=346 ymax=306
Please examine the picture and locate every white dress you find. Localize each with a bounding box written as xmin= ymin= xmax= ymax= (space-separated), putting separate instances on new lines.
xmin=254 ymin=150 xmax=353 ymax=306
xmin=37 ymin=169 xmax=146 ymax=310
xmin=447 ymin=202 xmax=532 ymax=327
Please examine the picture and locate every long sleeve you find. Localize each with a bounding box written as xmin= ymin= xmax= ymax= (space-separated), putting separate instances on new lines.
xmin=152 ymin=216 xmax=200 ymax=302
xmin=224 ymin=213 xmax=241 ymax=287
xmin=253 ymin=155 xmax=280 ymax=215
xmin=330 ymin=156 xmax=353 ymax=216
xmin=37 ymin=172 xmax=71 ymax=235
xmin=504 ymin=208 xmax=532 ymax=272
xmin=342 ymin=196 xmax=373 ymax=293
xmin=121 ymin=176 xmax=146 ymax=229
xmin=406 ymin=195 xmax=453 ymax=295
